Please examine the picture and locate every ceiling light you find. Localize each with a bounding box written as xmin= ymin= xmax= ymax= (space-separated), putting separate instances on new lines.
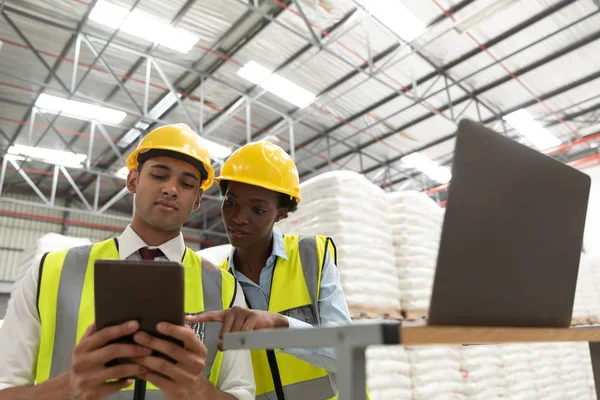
xmin=401 ymin=152 xmax=452 ymax=184
xmin=35 ymin=93 xmax=127 ymax=124
xmin=89 ymin=0 xmax=199 ymax=53
xmin=117 ymin=91 xmax=181 ymax=148
xmin=355 ymin=0 xmax=426 ymax=42
xmin=117 ymin=91 xmax=182 ymax=148
xmin=8 ymin=145 xmax=87 ymax=169
xmin=503 ymin=109 xmax=561 ymax=151
xmin=118 ymin=121 xmax=150 ymax=148
xmin=199 ymin=137 xmax=232 ymax=160
xmin=454 ymin=0 xmax=520 ymax=33
xmin=262 ymin=135 xmax=281 ymax=143
xmin=237 ymin=61 xmax=316 ymax=108
xmin=148 ymin=92 xmax=181 ymax=120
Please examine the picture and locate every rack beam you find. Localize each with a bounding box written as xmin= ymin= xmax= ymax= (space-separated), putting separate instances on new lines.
xmin=223 ymin=322 xmax=600 ymax=400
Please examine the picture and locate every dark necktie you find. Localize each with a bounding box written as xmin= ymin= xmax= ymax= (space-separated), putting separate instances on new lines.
xmin=138 ymin=247 xmax=165 ymax=260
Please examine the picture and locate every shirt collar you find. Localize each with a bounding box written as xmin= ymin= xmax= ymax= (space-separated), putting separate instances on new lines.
xmin=227 ymin=227 xmax=289 ymax=273
xmin=117 ymin=225 xmax=186 ymax=262
xmin=271 ymin=227 xmax=288 ymax=260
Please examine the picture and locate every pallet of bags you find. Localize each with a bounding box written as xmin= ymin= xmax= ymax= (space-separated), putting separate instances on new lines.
xmin=366 ymin=345 xmax=411 ymax=400
xmin=386 ymin=191 xmax=444 ymax=316
xmin=277 ymin=171 xmax=401 ymax=314
xmin=575 ymin=341 xmax=597 ymax=399
xmin=406 ymin=345 xmax=465 ymax=400
xmin=531 ymin=343 xmax=567 ymax=399
xmin=585 ymin=252 xmax=600 ymax=324
xmin=196 ymin=244 xmax=232 ymax=266
xmin=15 ymin=232 xmax=92 ymax=282
xmin=459 ymin=345 xmax=504 ymax=399
xmin=556 ymin=342 xmax=595 ymax=399
xmin=498 ymin=344 xmax=536 ymax=400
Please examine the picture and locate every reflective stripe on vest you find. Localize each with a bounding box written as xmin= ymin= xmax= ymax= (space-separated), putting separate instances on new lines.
xmin=36 ymin=238 xmax=236 ymax=394
xmin=222 ymin=235 xmax=337 ymax=400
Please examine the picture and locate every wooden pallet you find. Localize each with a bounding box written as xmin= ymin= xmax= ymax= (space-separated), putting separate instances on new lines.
xmin=349 ymin=306 xmax=403 ymax=321
xmin=401 ymin=309 xmax=428 ymax=321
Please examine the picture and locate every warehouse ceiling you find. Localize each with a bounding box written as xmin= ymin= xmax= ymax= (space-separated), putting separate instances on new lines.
xmin=1 ymin=0 xmax=600 ymax=244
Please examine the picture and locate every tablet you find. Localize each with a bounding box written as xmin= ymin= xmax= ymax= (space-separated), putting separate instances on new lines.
xmin=94 ymin=259 xmax=185 ymax=366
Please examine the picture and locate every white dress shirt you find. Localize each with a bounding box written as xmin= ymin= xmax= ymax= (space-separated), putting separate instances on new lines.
xmin=0 ymin=225 xmax=255 ymax=400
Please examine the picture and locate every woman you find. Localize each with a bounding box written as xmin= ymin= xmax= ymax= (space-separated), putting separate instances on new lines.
xmin=190 ymin=140 xmax=352 ymax=400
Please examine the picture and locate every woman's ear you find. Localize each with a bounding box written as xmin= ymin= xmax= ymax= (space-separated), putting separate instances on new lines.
xmin=126 ymin=169 xmax=138 ymax=194
xmin=274 ymin=207 xmax=287 ymax=223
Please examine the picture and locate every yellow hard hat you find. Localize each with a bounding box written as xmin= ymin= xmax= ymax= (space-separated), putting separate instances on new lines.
xmin=216 ymin=141 xmax=301 ymax=204
xmin=126 ymin=123 xmax=214 ymax=191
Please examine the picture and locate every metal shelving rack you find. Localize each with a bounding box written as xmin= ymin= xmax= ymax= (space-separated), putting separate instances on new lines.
xmin=223 ymin=321 xmax=600 ymax=400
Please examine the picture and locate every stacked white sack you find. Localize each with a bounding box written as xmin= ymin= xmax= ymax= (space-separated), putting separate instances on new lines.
xmin=585 ymin=253 xmax=600 ymax=324
xmin=386 ymin=191 xmax=444 ymax=312
xmin=459 ymin=345 xmax=504 ymax=399
xmin=576 ymin=341 xmax=597 ymax=399
xmin=555 ymin=342 xmax=595 ymax=399
xmin=277 ymin=171 xmax=401 ymax=312
xmin=196 ymin=244 xmax=232 ymax=266
xmin=531 ymin=343 xmax=567 ymax=399
xmin=15 ymin=232 xmax=92 ymax=282
xmin=366 ymin=345 xmax=411 ymax=400
xmin=572 ymin=252 xmax=600 ymax=325
xmin=407 ymin=345 xmax=465 ymax=400
xmin=498 ymin=344 xmax=536 ymax=400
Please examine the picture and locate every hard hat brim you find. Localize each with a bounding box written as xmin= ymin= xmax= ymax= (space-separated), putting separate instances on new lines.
xmin=127 ymin=146 xmax=214 ymax=191
xmin=216 ymin=174 xmax=301 ymax=204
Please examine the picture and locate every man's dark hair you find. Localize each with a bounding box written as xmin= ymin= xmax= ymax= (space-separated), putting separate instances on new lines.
xmin=219 ymin=181 xmax=298 ymax=218
xmin=136 ymin=149 xmax=208 ymax=182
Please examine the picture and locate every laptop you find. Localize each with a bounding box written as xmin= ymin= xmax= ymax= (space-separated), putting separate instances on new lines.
xmin=428 ymin=119 xmax=591 ymax=328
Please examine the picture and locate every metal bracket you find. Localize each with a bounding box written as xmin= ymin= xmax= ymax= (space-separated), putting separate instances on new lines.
xmin=224 ymin=322 xmax=401 ymax=400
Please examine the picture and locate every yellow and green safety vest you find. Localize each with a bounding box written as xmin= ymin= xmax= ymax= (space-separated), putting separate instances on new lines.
xmin=35 ymin=238 xmax=237 ymax=399
xmin=221 ymin=235 xmax=338 ymax=400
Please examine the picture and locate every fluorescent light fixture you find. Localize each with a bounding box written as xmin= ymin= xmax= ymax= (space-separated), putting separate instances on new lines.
xmin=116 ymin=166 xmax=129 ymax=179
xmin=262 ymin=135 xmax=281 ymax=143
xmin=355 ymin=0 xmax=426 ymax=42
xmin=237 ymin=61 xmax=316 ymax=108
xmin=199 ymin=137 xmax=232 ymax=160
xmin=8 ymin=144 xmax=87 ymax=168
xmin=35 ymin=93 xmax=127 ymax=124
xmin=118 ymin=91 xmax=182 ymax=148
xmin=118 ymin=121 xmax=150 ymax=148
xmin=454 ymin=0 xmax=519 ymax=33
xmin=148 ymin=92 xmax=182 ymax=120
xmin=117 ymin=91 xmax=182 ymax=148
xmin=503 ymin=109 xmax=561 ymax=151
xmin=89 ymin=0 xmax=199 ymax=53
xmin=401 ymin=152 xmax=452 ymax=184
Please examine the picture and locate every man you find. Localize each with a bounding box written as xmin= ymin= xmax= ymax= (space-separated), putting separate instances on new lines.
xmin=188 ymin=141 xmax=354 ymax=400
xmin=0 ymin=124 xmax=255 ymax=399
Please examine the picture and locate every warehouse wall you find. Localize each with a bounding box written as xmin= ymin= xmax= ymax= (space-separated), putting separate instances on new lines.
xmin=584 ymin=165 xmax=600 ymax=254
xmin=0 ymin=194 xmax=202 ymax=281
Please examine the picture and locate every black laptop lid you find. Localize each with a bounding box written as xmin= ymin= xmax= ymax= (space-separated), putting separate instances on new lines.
xmin=428 ymin=119 xmax=591 ymax=327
